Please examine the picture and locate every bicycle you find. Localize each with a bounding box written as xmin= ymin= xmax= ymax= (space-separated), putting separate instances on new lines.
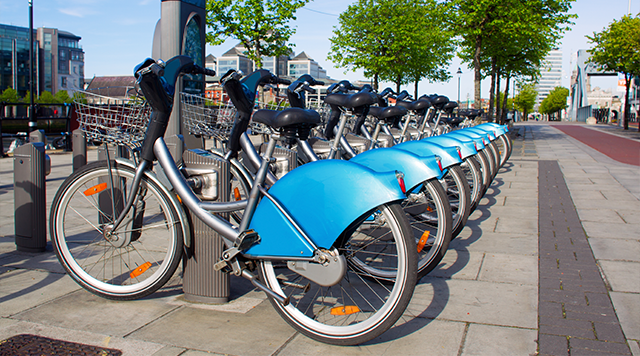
xmin=50 ymin=55 xmax=418 ymax=345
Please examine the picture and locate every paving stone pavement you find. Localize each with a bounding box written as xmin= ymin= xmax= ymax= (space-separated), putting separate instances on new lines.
xmin=0 ymin=123 xmax=639 ymax=355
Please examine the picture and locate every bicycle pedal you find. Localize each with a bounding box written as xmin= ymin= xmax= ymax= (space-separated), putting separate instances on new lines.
xmin=213 ymin=259 xmax=232 ymax=273
xmin=235 ymin=229 xmax=261 ymax=251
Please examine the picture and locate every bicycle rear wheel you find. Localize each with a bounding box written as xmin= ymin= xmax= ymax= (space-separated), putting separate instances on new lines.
xmin=403 ymin=179 xmax=453 ymax=278
xmin=461 ymin=156 xmax=483 ymax=213
xmin=50 ymin=160 xmax=183 ymax=300
xmin=258 ymin=203 xmax=417 ymax=345
xmin=442 ymin=165 xmax=471 ymax=239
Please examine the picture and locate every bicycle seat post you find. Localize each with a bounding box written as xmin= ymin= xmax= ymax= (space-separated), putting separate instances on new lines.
xmin=238 ymin=132 xmax=279 ymax=232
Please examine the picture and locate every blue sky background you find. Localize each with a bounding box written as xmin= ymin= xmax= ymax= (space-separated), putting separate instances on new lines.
xmin=1 ymin=0 xmax=638 ymax=99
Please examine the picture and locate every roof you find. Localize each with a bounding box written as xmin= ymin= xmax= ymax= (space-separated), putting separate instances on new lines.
xmin=85 ymin=76 xmax=137 ymax=98
xmin=292 ymin=51 xmax=313 ymax=60
xmin=57 ymin=30 xmax=81 ymax=40
xmin=222 ymin=47 xmax=246 ymax=57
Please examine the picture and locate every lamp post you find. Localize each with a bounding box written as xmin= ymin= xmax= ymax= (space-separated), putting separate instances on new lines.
xmin=456 ymin=68 xmax=462 ymax=106
xmin=29 ymin=0 xmax=36 ymax=134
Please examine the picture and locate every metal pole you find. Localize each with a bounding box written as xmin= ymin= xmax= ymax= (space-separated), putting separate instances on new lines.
xmin=29 ymin=0 xmax=36 ymax=134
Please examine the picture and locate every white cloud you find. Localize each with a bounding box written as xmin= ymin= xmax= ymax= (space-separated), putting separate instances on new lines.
xmin=59 ymin=7 xmax=96 ymax=18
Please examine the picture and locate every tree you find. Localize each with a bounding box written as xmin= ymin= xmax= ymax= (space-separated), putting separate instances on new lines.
xmin=539 ymin=86 xmax=569 ymax=120
xmin=54 ymin=90 xmax=72 ymax=104
xmin=329 ymin=0 xmax=455 ymax=92
xmin=206 ymin=0 xmax=309 ymax=69
xmin=587 ymin=15 xmax=640 ymax=131
xmin=37 ymin=91 xmax=57 ymax=104
xmin=0 ymin=87 xmax=21 ymax=103
xmin=513 ymin=83 xmax=537 ymax=121
xmin=454 ymin=0 xmax=574 ymax=112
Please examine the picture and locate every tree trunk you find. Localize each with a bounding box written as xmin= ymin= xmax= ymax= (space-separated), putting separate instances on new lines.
xmin=495 ymin=69 xmax=502 ymax=122
xmin=624 ymin=72 xmax=631 ymax=130
xmin=487 ymin=57 xmax=497 ymax=122
xmin=500 ymin=75 xmax=511 ymax=125
xmin=373 ymin=73 xmax=379 ymax=91
xmin=414 ymin=80 xmax=419 ymax=99
xmin=473 ymin=35 xmax=483 ymax=110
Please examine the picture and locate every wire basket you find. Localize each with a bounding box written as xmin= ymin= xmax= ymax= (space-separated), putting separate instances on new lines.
xmin=181 ymin=92 xmax=237 ymax=140
xmin=74 ymin=87 xmax=150 ymax=148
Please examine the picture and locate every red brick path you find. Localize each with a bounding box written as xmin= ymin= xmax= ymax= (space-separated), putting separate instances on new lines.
xmin=551 ymin=125 xmax=640 ymax=166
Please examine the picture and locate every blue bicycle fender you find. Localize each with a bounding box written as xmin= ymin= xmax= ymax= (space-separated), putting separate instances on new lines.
xmin=443 ymin=132 xmax=486 ymax=150
xmin=479 ymin=123 xmax=508 ymax=136
xmin=421 ymin=136 xmax=478 ymax=159
xmin=472 ymin=125 xmax=503 ymax=138
xmin=245 ymin=160 xmax=405 ymax=258
xmin=462 ymin=127 xmax=496 ymax=141
xmin=349 ymin=147 xmax=443 ymax=191
xmin=393 ymin=141 xmax=462 ymax=169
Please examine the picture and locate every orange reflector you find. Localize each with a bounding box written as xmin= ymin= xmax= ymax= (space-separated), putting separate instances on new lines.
xmin=83 ymin=183 xmax=108 ymax=196
xmin=426 ymin=206 xmax=434 ymax=212
xmin=130 ymin=262 xmax=152 ymax=279
xmin=330 ymin=305 xmax=361 ymax=316
xmin=176 ymin=194 xmax=182 ymax=204
xmin=233 ymin=187 xmax=241 ymax=201
xmin=417 ymin=231 xmax=430 ymax=253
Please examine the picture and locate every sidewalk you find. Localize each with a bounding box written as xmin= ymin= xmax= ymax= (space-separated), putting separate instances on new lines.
xmin=0 ymin=123 xmax=638 ymax=355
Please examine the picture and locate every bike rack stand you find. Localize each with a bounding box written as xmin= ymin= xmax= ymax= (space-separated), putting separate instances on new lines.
xmin=72 ymin=129 xmax=86 ymax=172
xmin=181 ymin=149 xmax=230 ymax=304
xmin=13 ymin=141 xmax=50 ymax=252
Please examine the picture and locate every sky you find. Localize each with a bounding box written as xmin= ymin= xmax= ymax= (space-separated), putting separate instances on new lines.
xmin=1 ymin=0 xmax=638 ymax=100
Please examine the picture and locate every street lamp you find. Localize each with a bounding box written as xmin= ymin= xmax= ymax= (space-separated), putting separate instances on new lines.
xmin=456 ymin=67 xmax=462 ymax=107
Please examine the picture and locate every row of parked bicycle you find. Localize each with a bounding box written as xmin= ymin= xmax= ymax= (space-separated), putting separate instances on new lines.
xmin=50 ymin=55 xmax=511 ymax=346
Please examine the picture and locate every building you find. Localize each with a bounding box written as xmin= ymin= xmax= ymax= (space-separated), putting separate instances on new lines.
xmin=535 ymin=49 xmax=563 ymax=107
xmin=0 ymin=24 xmax=38 ymax=97
xmin=287 ymin=51 xmax=327 ymax=79
xmin=0 ymin=24 xmax=84 ymax=97
xmin=216 ymin=44 xmax=253 ymax=76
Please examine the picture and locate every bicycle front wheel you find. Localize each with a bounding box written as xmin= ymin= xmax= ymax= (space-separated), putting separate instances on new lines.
xmin=441 ymin=165 xmax=471 ymax=239
xmin=50 ymin=160 xmax=183 ymax=300
xmin=258 ymin=203 xmax=417 ymax=345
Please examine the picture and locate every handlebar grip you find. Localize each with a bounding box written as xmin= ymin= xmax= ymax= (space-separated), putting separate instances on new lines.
xmin=202 ymin=67 xmax=216 ymax=76
xmin=313 ymin=80 xmax=325 ymax=86
xmin=302 ymin=85 xmax=317 ymax=94
xmin=277 ymin=78 xmax=291 ymax=85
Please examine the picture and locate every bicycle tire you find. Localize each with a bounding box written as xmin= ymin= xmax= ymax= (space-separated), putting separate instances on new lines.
xmin=475 ymin=150 xmax=492 ymax=196
xmin=50 ymin=160 xmax=183 ymax=300
xmin=403 ymin=179 xmax=453 ymax=278
xmin=258 ymin=203 xmax=417 ymax=345
xmin=443 ymin=165 xmax=471 ymax=239
xmin=487 ymin=141 xmax=501 ymax=178
xmin=461 ymin=156 xmax=483 ymax=213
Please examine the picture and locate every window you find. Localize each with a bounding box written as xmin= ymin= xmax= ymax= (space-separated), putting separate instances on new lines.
xmin=61 ymin=77 xmax=67 ymax=88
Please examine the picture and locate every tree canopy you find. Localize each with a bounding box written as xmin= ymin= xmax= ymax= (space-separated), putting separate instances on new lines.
xmin=328 ymin=0 xmax=455 ymax=93
xmin=587 ymin=14 xmax=640 ymax=130
xmin=513 ymin=82 xmax=538 ymax=120
xmin=206 ymin=0 xmax=309 ymax=69
xmin=539 ymin=86 xmax=569 ymax=119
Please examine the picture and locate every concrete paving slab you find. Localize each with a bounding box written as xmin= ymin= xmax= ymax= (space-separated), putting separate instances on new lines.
xmin=572 ymin=199 xmax=640 ymax=211
xmin=0 ymin=319 xmax=165 ymax=356
xmin=12 ymin=289 xmax=182 ymax=337
xmin=577 ymin=209 xmax=626 ymax=223
xmin=598 ymin=261 xmax=640 ymax=293
xmin=278 ymin=318 xmax=465 ymax=356
xmin=0 ymin=249 xmax=67 ymax=274
xmin=428 ymin=250 xmax=484 ymax=280
xmin=617 ymin=210 xmax=640 ymax=223
xmin=128 ymin=300 xmax=296 ymax=356
xmin=494 ymin=217 xmax=537 ymax=234
xmin=569 ymin=190 xmax=608 ymax=201
xmin=600 ymin=190 xmax=640 ymax=201
xmin=478 ymin=253 xmax=538 ymax=285
xmin=151 ymin=346 xmax=190 ymax=356
xmin=589 ymin=238 xmax=640 ymax=262
xmin=460 ymin=324 xmax=537 ymax=356
xmin=504 ymin=196 xmax=537 ymax=207
xmin=610 ymin=292 xmax=640 ymax=340
xmin=582 ymin=221 xmax=640 ymax=239
xmin=449 ymin=232 xmax=538 ymax=256
xmin=407 ymin=279 xmax=538 ymax=328
xmin=0 ymin=269 xmax=80 ymax=317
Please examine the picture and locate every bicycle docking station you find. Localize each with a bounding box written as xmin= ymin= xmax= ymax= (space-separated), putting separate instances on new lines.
xmin=72 ymin=129 xmax=87 ymax=172
xmin=181 ymin=148 xmax=231 ymax=304
xmin=13 ymin=132 xmax=51 ymax=252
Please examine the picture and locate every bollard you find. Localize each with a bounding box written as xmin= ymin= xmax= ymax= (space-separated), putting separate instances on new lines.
xmin=29 ymin=129 xmax=46 ymax=145
xmin=182 ymin=149 xmax=230 ymax=303
xmin=72 ymin=129 xmax=87 ymax=172
xmin=14 ymin=142 xmax=51 ymax=252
